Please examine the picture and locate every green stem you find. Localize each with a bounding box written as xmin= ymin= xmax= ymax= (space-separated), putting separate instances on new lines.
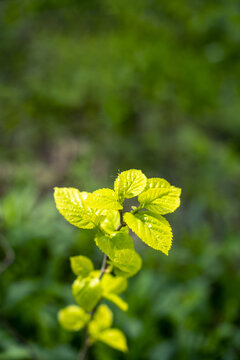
xmin=78 ymin=253 xmax=108 ymax=360
xmin=78 ymin=327 xmax=89 ymax=360
xmin=99 ymin=254 xmax=108 ymax=280
xmin=78 ymin=210 xmax=125 ymax=360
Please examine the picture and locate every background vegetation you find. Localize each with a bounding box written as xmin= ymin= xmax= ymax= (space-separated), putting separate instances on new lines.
xmin=1 ymin=1 xmax=240 ymax=359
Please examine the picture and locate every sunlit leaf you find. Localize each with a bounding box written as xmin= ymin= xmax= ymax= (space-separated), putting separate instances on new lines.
xmin=100 ymin=210 xmax=120 ymax=234
xmin=104 ymin=293 xmax=128 ymax=311
xmin=70 ymin=255 xmax=94 ymax=277
xmin=95 ymin=328 xmax=128 ymax=352
xmin=114 ymin=169 xmax=147 ymax=201
xmin=124 ymin=211 xmax=172 ymax=255
xmin=138 ymin=185 xmax=181 ymax=215
xmin=101 ymin=273 xmax=127 ymax=295
xmin=88 ymin=304 xmax=113 ymax=336
xmin=54 ymin=187 xmax=101 ymax=229
xmin=85 ymin=189 xmax=122 ymax=210
xmin=95 ymin=231 xmax=142 ymax=277
xmin=58 ymin=305 xmax=90 ymax=331
xmin=72 ymin=276 xmax=102 ymax=312
xmin=144 ymin=177 xmax=170 ymax=190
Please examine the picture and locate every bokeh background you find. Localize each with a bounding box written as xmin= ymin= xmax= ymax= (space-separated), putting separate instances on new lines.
xmin=1 ymin=1 xmax=240 ymax=359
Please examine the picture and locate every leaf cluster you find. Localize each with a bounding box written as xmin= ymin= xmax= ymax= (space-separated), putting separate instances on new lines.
xmin=54 ymin=169 xmax=181 ymax=353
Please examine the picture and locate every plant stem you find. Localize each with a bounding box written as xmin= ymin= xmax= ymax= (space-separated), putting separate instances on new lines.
xmin=78 ymin=327 xmax=89 ymax=360
xmin=78 ymin=252 xmax=108 ymax=360
xmin=78 ymin=211 xmax=126 ymax=360
xmin=99 ymin=254 xmax=108 ymax=280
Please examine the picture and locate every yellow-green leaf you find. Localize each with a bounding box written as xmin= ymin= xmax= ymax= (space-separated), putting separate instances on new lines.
xmin=70 ymin=256 xmax=94 ymax=277
xmin=54 ymin=187 xmax=100 ymax=229
xmin=114 ymin=169 xmax=147 ymax=201
xmin=144 ymin=177 xmax=170 ymax=190
xmin=72 ymin=276 xmax=102 ymax=312
xmin=95 ymin=328 xmax=128 ymax=352
xmin=100 ymin=210 xmax=120 ymax=234
xmin=101 ymin=273 xmax=127 ymax=295
xmin=95 ymin=231 xmax=142 ymax=277
xmin=124 ymin=211 xmax=172 ymax=255
xmin=88 ymin=304 xmax=113 ymax=336
xmin=138 ymin=186 xmax=181 ymax=215
xmin=85 ymin=189 xmax=123 ymax=210
xmin=110 ymin=248 xmax=142 ymax=277
xmin=58 ymin=305 xmax=90 ymax=331
xmin=104 ymin=293 xmax=128 ymax=312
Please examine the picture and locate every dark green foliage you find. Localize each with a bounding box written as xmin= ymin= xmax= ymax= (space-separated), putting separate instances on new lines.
xmin=1 ymin=0 xmax=240 ymax=359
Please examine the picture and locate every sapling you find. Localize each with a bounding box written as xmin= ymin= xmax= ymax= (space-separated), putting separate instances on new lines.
xmin=54 ymin=169 xmax=181 ymax=359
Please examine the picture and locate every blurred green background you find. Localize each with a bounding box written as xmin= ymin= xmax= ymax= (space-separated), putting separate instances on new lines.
xmin=1 ymin=1 xmax=240 ymax=359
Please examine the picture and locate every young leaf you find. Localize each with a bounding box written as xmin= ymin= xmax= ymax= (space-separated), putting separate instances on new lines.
xmin=70 ymin=256 xmax=94 ymax=277
xmin=95 ymin=230 xmax=132 ymax=260
xmin=111 ymin=248 xmax=142 ymax=277
xmin=100 ymin=210 xmax=120 ymax=234
xmin=58 ymin=305 xmax=90 ymax=331
xmin=95 ymin=231 xmax=142 ymax=277
xmin=124 ymin=211 xmax=172 ymax=255
xmin=101 ymin=273 xmax=127 ymax=295
xmin=95 ymin=328 xmax=128 ymax=352
xmin=100 ymin=273 xmax=128 ymax=311
xmin=54 ymin=187 xmax=101 ymax=229
xmin=138 ymin=186 xmax=181 ymax=215
xmin=104 ymin=293 xmax=128 ymax=312
xmin=88 ymin=304 xmax=113 ymax=336
xmin=144 ymin=177 xmax=171 ymax=190
xmin=72 ymin=276 xmax=102 ymax=312
xmin=85 ymin=189 xmax=123 ymax=210
xmin=114 ymin=169 xmax=147 ymax=201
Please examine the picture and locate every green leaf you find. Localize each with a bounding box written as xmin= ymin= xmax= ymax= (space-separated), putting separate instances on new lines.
xmin=138 ymin=186 xmax=181 ymax=215
xmin=85 ymin=189 xmax=123 ymax=210
xmin=54 ymin=187 xmax=101 ymax=229
xmin=70 ymin=256 xmax=94 ymax=277
xmin=104 ymin=293 xmax=128 ymax=312
xmin=88 ymin=305 xmax=128 ymax=351
xmin=95 ymin=329 xmax=128 ymax=352
xmin=124 ymin=211 xmax=172 ymax=255
xmin=58 ymin=305 xmax=90 ymax=331
xmin=72 ymin=275 xmax=102 ymax=312
xmin=100 ymin=273 xmax=128 ymax=311
xmin=114 ymin=169 xmax=147 ymax=201
xmin=144 ymin=177 xmax=171 ymax=190
xmin=110 ymin=248 xmax=142 ymax=277
xmin=101 ymin=273 xmax=127 ymax=295
xmin=88 ymin=304 xmax=113 ymax=336
xmin=95 ymin=231 xmax=142 ymax=277
xmin=100 ymin=210 xmax=120 ymax=234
